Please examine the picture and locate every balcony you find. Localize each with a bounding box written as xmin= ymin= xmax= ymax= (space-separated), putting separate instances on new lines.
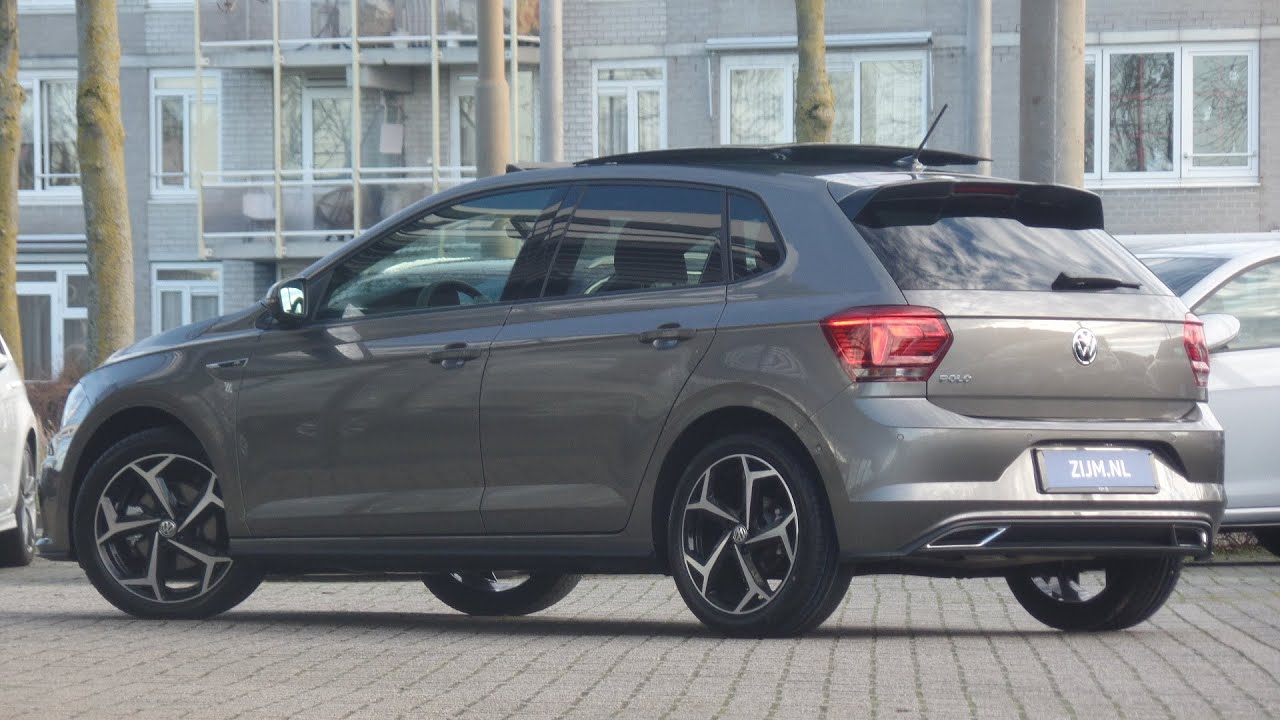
xmin=198 ymin=0 xmax=540 ymax=67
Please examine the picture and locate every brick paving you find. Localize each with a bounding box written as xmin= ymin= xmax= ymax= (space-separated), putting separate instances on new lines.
xmin=0 ymin=559 xmax=1277 ymax=719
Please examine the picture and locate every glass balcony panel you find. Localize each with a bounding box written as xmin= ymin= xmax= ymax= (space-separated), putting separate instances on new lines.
xmin=282 ymin=181 xmax=357 ymax=240
xmin=199 ymin=0 xmax=273 ymax=47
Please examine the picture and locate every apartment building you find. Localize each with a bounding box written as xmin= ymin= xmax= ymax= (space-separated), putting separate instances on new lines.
xmin=12 ymin=0 xmax=1278 ymax=380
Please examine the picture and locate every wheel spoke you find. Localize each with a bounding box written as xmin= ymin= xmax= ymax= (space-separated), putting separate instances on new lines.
xmin=686 ymin=469 xmax=739 ymax=524
xmin=176 ymin=471 xmax=224 ymax=534
xmin=96 ymin=495 xmax=163 ymax=546
xmin=128 ymin=456 xmax=179 ymax=519
xmin=167 ymin=538 xmax=232 ymax=595
xmin=120 ymin=533 xmax=165 ymax=601
xmin=732 ymin=545 xmax=774 ymax=613
xmin=744 ymin=511 xmax=796 ymax=562
xmin=684 ymin=530 xmax=733 ymax=595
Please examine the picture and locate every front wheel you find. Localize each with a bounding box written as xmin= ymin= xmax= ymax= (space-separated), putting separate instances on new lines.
xmin=1006 ymin=556 xmax=1183 ymax=632
xmin=422 ymin=572 xmax=580 ymax=616
xmin=73 ymin=428 xmax=263 ymax=619
xmin=0 ymin=444 xmax=39 ymax=567
xmin=668 ymin=433 xmax=849 ymax=638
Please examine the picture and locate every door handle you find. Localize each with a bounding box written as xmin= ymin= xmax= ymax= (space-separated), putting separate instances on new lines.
xmin=638 ymin=323 xmax=697 ymax=347
xmin=428 ymin=343 xmax=484 ymax=367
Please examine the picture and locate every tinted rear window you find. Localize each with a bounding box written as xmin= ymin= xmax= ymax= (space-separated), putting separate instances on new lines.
xmin=1139 ymin=255 xmax=1228 ymax=296
xmin=841 ymin=198 xmax=1157 ymax=293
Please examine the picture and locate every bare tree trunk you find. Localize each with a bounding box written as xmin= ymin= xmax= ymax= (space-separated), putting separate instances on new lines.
xmin=794 ymin=0 xmax=833 ymax=143
xmin=0 ymin=2 xmax=24 ymax=373
xmin=77 ymin=0 xmax=134 ymax=365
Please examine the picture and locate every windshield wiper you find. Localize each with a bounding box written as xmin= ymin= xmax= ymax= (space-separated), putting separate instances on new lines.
xmin=1051 ymin=272 xmax=1141 ymax=292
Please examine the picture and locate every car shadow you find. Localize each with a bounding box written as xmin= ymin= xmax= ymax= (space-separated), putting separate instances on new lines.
xmin=31 ymin=609 xmax=1060 ymax=639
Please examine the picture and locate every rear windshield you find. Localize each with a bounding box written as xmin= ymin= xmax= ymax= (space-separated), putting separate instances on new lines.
xmin=841 ymin=198 xmax=1159 ymax=293
xmin=1139 ymin=255 xmax=1228 ymax=296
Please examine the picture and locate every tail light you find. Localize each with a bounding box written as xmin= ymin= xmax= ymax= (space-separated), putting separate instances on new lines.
xmin=822 ymin=306 xmax=953 ymax=382
xmin=1183 ymin=313 xmax=1210 ymax=388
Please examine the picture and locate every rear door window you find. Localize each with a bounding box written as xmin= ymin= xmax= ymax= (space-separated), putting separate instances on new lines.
xmin=545 ymin=184 xmax=723 ymax=298
xmin=841 ymin=195 xmax=1159 ymax=293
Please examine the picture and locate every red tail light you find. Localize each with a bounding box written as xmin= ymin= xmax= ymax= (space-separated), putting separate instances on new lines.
xmin=1183 ymin=313 xmax=1210 ymax=388
xmin=822 ymin=306 xmax=953 ymax=382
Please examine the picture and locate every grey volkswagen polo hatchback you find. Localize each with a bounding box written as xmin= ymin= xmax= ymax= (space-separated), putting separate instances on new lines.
xmin=37 ymin=146 xmax=1224 ymax=637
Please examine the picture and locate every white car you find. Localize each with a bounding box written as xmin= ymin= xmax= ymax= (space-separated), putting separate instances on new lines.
xmin=1129 ymin=233 xmax=1280 ymax=556
xmin=0 ymin=332 xmax=40 ymax=566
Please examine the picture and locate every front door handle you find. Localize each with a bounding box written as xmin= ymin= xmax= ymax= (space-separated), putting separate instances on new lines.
xmin=429 ymin=343 xmax=484 ymax=368
xmin=638 ymin=323 xmax=697 ymax=348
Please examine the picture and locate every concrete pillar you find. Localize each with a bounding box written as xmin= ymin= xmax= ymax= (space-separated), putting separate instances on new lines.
xmin=968 ymin=0 xmax=992 ymax=176
xmin=476 ymin=0 xmax=511 ymax=177
xmin=539 ymin=0 xmax=564 ymax=161
xmin=1018 ymin=0 xmax=1085 ymax=187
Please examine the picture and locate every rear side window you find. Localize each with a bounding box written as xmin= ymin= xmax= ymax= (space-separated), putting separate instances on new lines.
xmin=841 ymin=196 xmax=1157 ymax=293
xmin=1194 ymin=261 xmax=1280 ymax=351
xmin=1141 ymin=255 xmax=1229 ymax=296
xmin=729 ymin=194 xmax=782 ymax=280
xmin=545 ymin=185 xmax=723 ymax=297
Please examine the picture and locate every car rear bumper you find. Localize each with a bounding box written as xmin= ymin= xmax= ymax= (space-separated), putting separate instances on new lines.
xmin=810 ymin=393 xmax=1226 ymax=559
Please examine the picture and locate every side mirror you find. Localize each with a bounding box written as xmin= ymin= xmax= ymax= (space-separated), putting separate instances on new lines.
xmin=266 ymin=278 xmax=308 ymax=327
xmin=1199 ymin=313 xmax=1240 ymax=352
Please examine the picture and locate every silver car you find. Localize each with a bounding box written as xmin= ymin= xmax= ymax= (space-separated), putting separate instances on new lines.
xmin=0 ymin=333 xmax=40 ymax=567
xmin=37 ymin=146 xmax=1224 ymax=637
xmin=1130 ymin=234 xmax=1280 ymax=556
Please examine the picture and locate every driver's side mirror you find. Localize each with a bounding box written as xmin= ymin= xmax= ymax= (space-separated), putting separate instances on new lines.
xmin=1199 ymin=313 xmax=1241 ymax=352
xmin=266 ymin=278 xmax=308 ymax=328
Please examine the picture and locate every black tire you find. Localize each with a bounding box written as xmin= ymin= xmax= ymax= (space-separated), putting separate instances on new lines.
xmin=667 ymin=432 xmax=847 ymax=638
xmin=0 ymin=444 xmax=38 ymax=567
xmin=422 ymin=572 xmax=580 ymax=616
xmin=1255 ymin=529 xmax=1280 ymax=558
xmin=1006 ymin=556 xmax=1183 ymax=632
xmin=73 ymin=427 xmax=263 ymax=619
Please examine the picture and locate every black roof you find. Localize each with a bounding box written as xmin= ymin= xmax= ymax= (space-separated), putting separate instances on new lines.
xmin=574 ymin=144 xmax=987 ymax=169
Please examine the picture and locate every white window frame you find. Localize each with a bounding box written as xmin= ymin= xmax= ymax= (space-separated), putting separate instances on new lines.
xmin=16 ymin=1 xmax=74 ymax=14
xmin=17 ymin=72 xmax=81 ymax=202
xmin=15 ymin=263 xmax=89 ymax=380
xmin=151 ymin=263 xmax=224 ymax=334
xmin=150 ymin=70 xmax=222 ymax=196
xmin=718 ymin=50 xmax=929 ymax=146
xmin=1085 ymin=42 xmax=1258 ymax=188
xmin=591 ymin=60 xmax=668 ymax=156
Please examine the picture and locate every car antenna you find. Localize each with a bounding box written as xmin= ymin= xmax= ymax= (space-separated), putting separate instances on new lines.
xmin=895 ymin=103 xmax=949 ymax=173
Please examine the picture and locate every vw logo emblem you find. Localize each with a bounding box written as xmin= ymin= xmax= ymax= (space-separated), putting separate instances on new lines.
xmin=1072 ymin=328 xmax=1098 ymax=366
xmin=731 ymin=525 xmax=749 ymax=544
xmin=158 ymin=519 xmax=178 ymax=538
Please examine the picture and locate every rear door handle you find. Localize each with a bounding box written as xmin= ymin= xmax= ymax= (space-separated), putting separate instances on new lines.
xmin=639 ymin=323 xmax=697 ymax=348
xmin=429 ymin=342 xmax=484 ymax=367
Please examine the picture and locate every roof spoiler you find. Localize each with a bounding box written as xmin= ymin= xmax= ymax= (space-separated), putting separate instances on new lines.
xmin=845 ymin=180 xmax=1105 ymax=231
xmin=577 ymin=144 xmax=988 ymax=169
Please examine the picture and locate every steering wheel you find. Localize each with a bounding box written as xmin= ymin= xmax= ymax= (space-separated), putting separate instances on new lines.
xmin=416 ymin=280 xmax=489 ymax=308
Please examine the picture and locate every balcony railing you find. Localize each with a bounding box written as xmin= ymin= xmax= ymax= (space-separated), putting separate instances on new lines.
xmin=199 ymin=167 xmax=476 ymax=258
xmin=199 ymin=0 xmax=539 ymax=50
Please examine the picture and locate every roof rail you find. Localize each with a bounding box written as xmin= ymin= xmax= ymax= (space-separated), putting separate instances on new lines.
xmin=576 ymin=144 xmax=988 ymax=169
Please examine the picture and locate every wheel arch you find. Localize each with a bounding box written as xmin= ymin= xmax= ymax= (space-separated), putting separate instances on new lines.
xmin=645 ymin=394 xmax=845 ymax=572
xmin=66 ymin=405 xmax=203 ymax=559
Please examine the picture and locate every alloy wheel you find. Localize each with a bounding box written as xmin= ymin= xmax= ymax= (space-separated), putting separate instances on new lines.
xmin=93 ymin=453 xmax=233 ymax=603
xmin=680 ymin=453 xmax=799 ymax=615
xmin=1028 ymin=567 xmax=1107 ymax=603
xmin=20 ymin=449 xmax=40 ymax=555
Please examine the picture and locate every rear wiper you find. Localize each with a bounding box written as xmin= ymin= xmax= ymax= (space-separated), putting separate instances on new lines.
xmin=1051 ymin=272 xmax=1141 ymax=292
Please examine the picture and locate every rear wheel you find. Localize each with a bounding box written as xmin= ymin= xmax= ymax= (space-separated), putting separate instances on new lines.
xmin=422 ymin=572 xmax=580 ymax=616
xmin=72 ymin=428 xmax=263 ymax=619
xmin=0 ymin=444 xmax=39 ymax=567
xmin=1006 ymin=556 xmax=1182 ymax=632
xmin=668 ymin=433 xmax=848 ymax=638
xmin=1254 ymin=529 xmax=1280 ymax=558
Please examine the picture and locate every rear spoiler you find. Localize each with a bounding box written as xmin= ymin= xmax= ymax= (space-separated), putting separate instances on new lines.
xmin=835 ymin=180 xmax=1105 ymax=231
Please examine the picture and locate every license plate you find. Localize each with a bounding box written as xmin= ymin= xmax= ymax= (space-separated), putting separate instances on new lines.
xmin=1036 ymin=448 xmax=1157 ymax=493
